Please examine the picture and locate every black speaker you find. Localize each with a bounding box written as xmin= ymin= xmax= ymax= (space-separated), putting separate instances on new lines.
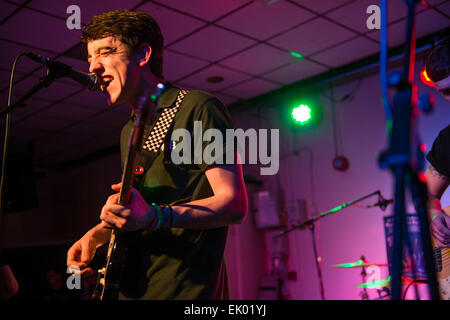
xmin=2 ymin=152 xmax=39 ymax=213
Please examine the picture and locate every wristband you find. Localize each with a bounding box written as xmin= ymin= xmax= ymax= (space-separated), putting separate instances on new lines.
xmin=432 ymin=214 xmax=439 ymax=222
xmin=149 ymin=203 xmax=162 ymax=231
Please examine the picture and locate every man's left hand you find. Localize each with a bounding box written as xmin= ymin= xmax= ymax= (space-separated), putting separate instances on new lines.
xmin=99 ymin=183 xmax=155 ymax=232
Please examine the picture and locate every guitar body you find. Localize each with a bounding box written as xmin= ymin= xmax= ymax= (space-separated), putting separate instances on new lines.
xmin=433 ymin=206 xmax=450 ymax=300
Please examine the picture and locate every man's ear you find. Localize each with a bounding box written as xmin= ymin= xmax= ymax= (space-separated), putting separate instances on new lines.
xmin=137 ymin=43 xmax=152 ymax=67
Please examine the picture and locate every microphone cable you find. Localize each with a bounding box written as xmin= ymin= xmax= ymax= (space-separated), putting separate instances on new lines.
xmin=0 ymin=52 xmax=27 ymax=228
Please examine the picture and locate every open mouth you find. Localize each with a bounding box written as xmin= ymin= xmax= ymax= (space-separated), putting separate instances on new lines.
xmin=101 ymin=75 xmax=114 ymax=92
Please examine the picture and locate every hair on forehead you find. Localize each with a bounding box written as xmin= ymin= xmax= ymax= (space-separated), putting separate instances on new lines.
xmin=82 ymin=9 xmax=164 ymax=78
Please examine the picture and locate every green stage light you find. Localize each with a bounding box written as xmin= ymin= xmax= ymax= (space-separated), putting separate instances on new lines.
xmin=291 ymin=104 xmax=312 ymax=124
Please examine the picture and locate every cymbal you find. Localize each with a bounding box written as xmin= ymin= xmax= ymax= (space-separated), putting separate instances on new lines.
xmin=355 ymin=276 xmax=428 ymax=289
xmin=333 ymin=259 xmax=389 ymax=268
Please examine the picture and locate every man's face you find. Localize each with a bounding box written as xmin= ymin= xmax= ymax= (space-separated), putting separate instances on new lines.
xmin=87 ymin=36 xmax=140 ymax=106
xmin=433 ymin=75 xmax=450 ymax=102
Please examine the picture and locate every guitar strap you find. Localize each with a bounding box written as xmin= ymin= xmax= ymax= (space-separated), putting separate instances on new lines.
xmin=133 ymin=88 xmax=188 ymax=189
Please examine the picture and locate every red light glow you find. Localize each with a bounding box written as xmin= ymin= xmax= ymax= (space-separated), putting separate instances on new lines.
xmin=421 ymin=68 xmax=434 ymax=87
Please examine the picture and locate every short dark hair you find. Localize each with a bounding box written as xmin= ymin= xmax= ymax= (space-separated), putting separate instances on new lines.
xmin=424 ymin=36 xmax=450 ymax=82
xmin=81 ymin=9 xmax=164 ymax=78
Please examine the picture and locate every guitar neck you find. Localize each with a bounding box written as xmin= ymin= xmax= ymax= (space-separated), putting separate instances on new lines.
xmin=118 ymin=92 xmax=156 ymax=206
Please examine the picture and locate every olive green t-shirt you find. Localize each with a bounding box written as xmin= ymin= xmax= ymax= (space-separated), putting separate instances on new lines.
xmin=117 ymin=85 xmax=233 ymax=300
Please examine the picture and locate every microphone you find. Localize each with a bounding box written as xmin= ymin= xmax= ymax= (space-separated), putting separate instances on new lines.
xmin=374 ymin=194 xmax=394 ymax=211
xmin=24 ymin=52 xmax=101 ymax=91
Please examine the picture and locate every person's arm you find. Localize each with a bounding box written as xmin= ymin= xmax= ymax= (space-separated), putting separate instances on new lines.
xmin=0 ymin=255 xmax=19 ymax=300
xmin=100 ymin=160 xmax=247 ymax=231
xmin=67 ymin=223 xmax=112 ymax=275
xmin=169 ymin=163 xmax=248 ymax=229
xmin=425 ymin=165 xmax=450 ymax=247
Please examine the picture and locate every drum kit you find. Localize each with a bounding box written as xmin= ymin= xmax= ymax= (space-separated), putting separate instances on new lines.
xmin=333 ymin=254 xmax=428 ymax=300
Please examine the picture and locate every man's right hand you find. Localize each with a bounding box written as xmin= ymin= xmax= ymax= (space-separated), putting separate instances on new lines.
xmin=67 ymin=224 xmax=111 ymax=277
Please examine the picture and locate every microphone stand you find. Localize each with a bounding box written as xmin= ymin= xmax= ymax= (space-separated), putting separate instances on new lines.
xmin=378 ymin=0 xmax=439 ymax=300
xmin=0 ymin=63 xmax=60 ymax=225
xmin=0 ymin=67 xmax=59 ymax=118
xmin=280 ymin=190 xmax=383 ymax=300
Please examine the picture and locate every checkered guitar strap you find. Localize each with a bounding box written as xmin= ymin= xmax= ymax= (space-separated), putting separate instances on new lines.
xmin=134 ymin=89 xmax=188 ymax=187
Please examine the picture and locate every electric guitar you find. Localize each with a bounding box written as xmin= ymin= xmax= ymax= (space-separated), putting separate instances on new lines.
xmin=92 ymin=87 xmax=160 ymax=300
xmin=434 ymin=206 xmax=450 ymax=300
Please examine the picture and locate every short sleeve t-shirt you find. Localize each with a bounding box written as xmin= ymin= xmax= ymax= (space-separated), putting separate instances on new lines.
xmin=427 ymin=124 xmax=450 ymax=178
xmin=117 ymin=84 xmax=234 ymax=300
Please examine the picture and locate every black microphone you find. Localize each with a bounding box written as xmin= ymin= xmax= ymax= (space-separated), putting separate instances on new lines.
xmin=375 ymin=195 xmax=394 ymax=211
xmin=24 ymin=52 xmax=101 ymax=91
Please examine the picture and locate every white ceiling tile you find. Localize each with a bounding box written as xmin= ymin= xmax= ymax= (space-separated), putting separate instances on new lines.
xmin=268 ymin=17 xmax=356 ymax=56
xmin=217 ymin=0 xmax=316 ymax=40
xmin=152 ymin=0 xmax=251 ymax=22
xmin=11 ymin=73 xmax=83 ymax=102
xmin=220 ymin=77 xmax=281 ymax=99
xmin=13 ymin=115 xmax=74 ymax=133
xmin=326 ymin=0 xmax=411 ymax=33
xmin=177 ymin=64 xmax=251 ymax=92
xmin=366 ymin=2 xmax=450 ymax=47
xmin=168 ymin=25 xmax=257 ymax=61
xmin=163 ymin=50 xmax=210 ymax=81
xmin=416 ymin=2 xmax=450 ymax=38
xmin=219 ymin=43 xmax=299 ymax=76
xmin=0 ymin=39 xmax=55 ymax=75
xmin=26 ymin=0 xmax=142 ymax=24
xmin=81 ymin=109 xmax=129 ymax=129
xmin=4 ymin=97 xmax=49 ymax=124
xmin=310 ymin=37 xmax=380 ymax=68
xmin=365 ymin=19 xmax=407 ymax=48
xmin=0 ymin=1 xmax=21 ymax=22
xmin=262 ymin=58 xmax=328 ymax=84
xmin=37 ymin=102 xmax=102 ymax=122
xmin=0 ymin=8 xmax=81 ymax=52
xmin=62 ymin=89 xmax=110 ymax=109
xmin=288 ymin=0 xmax=353 ymax=14
xmin=137 ymin=2 xmax=206 ymax=45
xmin=63 ymin=121 xmax=117 ymax=138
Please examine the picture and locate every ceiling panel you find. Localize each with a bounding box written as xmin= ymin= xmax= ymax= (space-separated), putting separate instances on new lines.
xmin=216 ymin=0 xmax=316 ymax=40
xmin=168 ymin=25 xmax=257 ymax=61
xmin=262 ymin=58 xmax=328 ymax=85
xmin=26 ymin=0 xmax=142 ymax=24
xmin=219 ymin=43 xmax=299 ymax=76
xmin=288 ymin=0 xmax=353 ymax=14
xmin=151 ymin=0 xmax=252 ymax=22
xmin=220 ymin=77 xmax=281 ymax=100
xmin=0 ymin=8 xmax=81 ymax=53
xmin=62 ymin=89 xmax=110 ymax=109
xmin=0 ymin=0 xmax=447 ymax=166
xmin=268 ymin=17 xmax=357 ymax=57
xmin=310 ymin=36 xmax=380 ymax=68
xmin=11 ymin=74 xmax=82 ymax=102
xmin=366 ymin=2 xmax=450 ymax=47
xmin=137 ymin=2 xmax=206 ymax=45
xmin=0 ymin=39 xmax=54 ymax=76
xmin=177 ymin=64 xmax=252 ymax=93
xmin=37 ymin=102 xmax=103 ymax=123
xmin=0 ymin=1 xmax=21 ymax=21
xmin=163 ymin=50 xmax=210 ymax=81
xmin=325 ymin=0 xmax=411 ymax=33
